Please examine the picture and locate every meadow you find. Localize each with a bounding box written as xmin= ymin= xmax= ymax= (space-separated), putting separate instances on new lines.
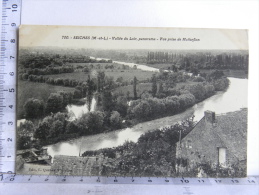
xmin=43 ymin=68 xmax=156 ymax=83
xmin=114 ymin=83 xmax=152 ymax=98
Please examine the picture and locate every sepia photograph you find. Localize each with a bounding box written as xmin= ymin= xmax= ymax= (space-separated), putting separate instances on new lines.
xmin=16 ymin=25 xmax=248 ymax=177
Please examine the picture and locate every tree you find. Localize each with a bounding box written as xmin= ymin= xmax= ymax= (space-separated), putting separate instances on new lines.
xmin=17 ymin=120 xmax=35 ymax=137
xmin=105 ymin=76 xmax=116 ymax=90
xmin=131 ymin=101 xmax=152 ymax=121
xmin=83 ymin=67 xmax=90 ymax=73
xmin=114 ymin=96 xmax=128 ymax=117
xmin=97 ymin=71 xmax=105 ymax=92
xmin=179 ymin=93 xmax=196 ymax=109
xmin=151 ymin=74 xmax=157 ymax=97
xmin=63 ymin=78 xmax=70 ymax=86
xmin=165 ymin=73 xmax=177 ymax=89
xmin=74 ymin=89 xmax=82 ymax=99
xmin=65 ymin=121 xmax=80 ymax=134
xmin=49 ymin=120 xmax=63 ymax=138
xmin=133 ymin=76 xmax=137 ymax=100
xmin=17 ymin=120 xmax=35 ymax=149
xmin=58 ymin=91 xmax=73 ymax=107
xmin=23 ymin=98 xmax=45 ymax=119
xmin=157 ymin=82 xmax=164 ymax=98
xmin=34 ymin=121 xmax=50 ymax=140
xmin=101 ymin=90 xmax=114 ymax=112
xmin=22 ymin=73 xmax=29 ymax=80
xmin=172 ymin=65 xmax=178 ymax=72
xmin=116 ymin=76 xmax=123 ymax=83
xmin=190 ymin=66 xmax=199 ymax=76
xmin=77 ymin=111 xmax=104 ymax=135
xmin=17 ymin=135 xmax=32 ymax=149
xmin=86 ymin=75 xmax=96 ymax=111
xmin=207 ymin=70 xmax=224 ymax=81
xmin=46 ymin=93 xmax=64 ymax=114
xmin=212 ymin=78 xmax=229 ymax=91
xmin=185 ymin=83 xmax=206 ymax=101
xmin=110 ymin=111 xmax=122 ymax=129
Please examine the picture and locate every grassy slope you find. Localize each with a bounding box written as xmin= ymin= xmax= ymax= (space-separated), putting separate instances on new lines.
xmin=18 ymin=80 xmax=75 ymax=119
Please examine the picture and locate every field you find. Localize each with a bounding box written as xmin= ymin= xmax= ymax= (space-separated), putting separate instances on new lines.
xmin=143 ymin=63 xmax=173 ymax=70
xmin=43 ymin=69 xmax=156 ymax=83
xmin=18 ymin=80 xmax=75 ymax=119
xmin=114 ymin=83 xmax=152 ymax=98
xmin=68 ymin=62 xmax=117 ymax=68
xmin=114 ymin=80 xmax=195 ymax=98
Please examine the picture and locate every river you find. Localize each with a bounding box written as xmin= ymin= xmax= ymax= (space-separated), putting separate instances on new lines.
xmin=66 ymin=97 xmax=97 ymax=120
xmin=45 ymin=77 xmax=248 ymax=158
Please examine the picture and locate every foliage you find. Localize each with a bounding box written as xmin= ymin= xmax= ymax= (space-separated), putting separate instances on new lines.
xmin=23 ymin=98 xmax=45 ymax=119
xmin=17 ymin=135 xmax=32 ymax=150
xmin=34 ymin=121 xmax=50 ymax=140
xmin=128 ymin=94 xmax=195 ymax=122
xmin=45 ymin=93 xmax=64 ymax=114
xmin=17 ymin=120 xmax=35 ymax=149
xmin=17 ymin=80 xmax=75 ymax=119
xmin=101 ymin=91 xmax=114 ymax=112
xmin=82 ymin=117 xmax=195 ymax=177
xmin=133 ymin=76 xmax=137 ymax=100
xmin=151 ymin=74 xmax=157 ymax=97
xmin=109 ymin=111 xmax=122 ymax=129
xmin=77 ymin=111 xmax=104 ymax=134
xmin=113 ymin=95 xmax=128 ymax=117
xmin=146 ymin=51 xmax=248 ymax=71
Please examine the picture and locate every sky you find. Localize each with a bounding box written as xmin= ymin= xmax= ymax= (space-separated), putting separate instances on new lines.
xmin=19 ymin=25 xmax=249 ymax=50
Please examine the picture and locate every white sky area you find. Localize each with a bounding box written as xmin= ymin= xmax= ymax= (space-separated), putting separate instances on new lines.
xmin=19 ymin=25 xmax=248 ymax=50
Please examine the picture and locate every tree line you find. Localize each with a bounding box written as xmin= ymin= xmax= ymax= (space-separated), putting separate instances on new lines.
xmin=23 ymin=91 xmax=74 ymax=119
xmin=21 ymin=66 xmax=74 ymax=76
xmin=146 ymin=51 xmax=248 ymax=71
xmin=19 ymin=52 xmax=112 ymax=69
xmin=17 ymin=108 xmax=125 ymax=148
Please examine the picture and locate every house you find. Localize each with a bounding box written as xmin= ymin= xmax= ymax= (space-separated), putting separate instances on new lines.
xmin=175 ymin=108 xmax=247 ymax=176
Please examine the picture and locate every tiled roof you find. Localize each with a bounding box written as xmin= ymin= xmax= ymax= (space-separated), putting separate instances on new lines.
xmin=50 ymin=155 xmax=105 ymax=176
xmin=178 ymin=108 xmax=247 ymax=162
xmin=213 ymin=108 xmax=247 ymax=161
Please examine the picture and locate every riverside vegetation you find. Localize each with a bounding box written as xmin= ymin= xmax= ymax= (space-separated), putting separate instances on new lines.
xmin=17 ymin=48 xmax=242 ymax=151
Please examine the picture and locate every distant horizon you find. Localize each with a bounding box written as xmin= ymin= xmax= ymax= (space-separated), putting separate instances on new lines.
xmin=20 ymin=46 xmax=249 ymax=52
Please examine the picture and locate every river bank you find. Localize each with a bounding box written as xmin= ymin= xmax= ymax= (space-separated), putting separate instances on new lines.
xmin=45 ymin=77 xmax=247 ymax=158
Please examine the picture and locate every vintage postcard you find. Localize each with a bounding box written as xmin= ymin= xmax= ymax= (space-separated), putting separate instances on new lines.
xmin=16 ymin=25 xmax=248 ymax=177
